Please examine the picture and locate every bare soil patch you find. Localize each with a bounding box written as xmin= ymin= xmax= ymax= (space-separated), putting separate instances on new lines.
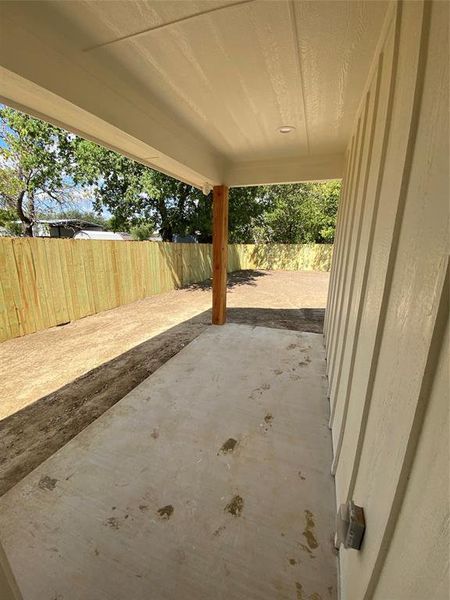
xmin=0 ymin=270 xmax=328 ymax=495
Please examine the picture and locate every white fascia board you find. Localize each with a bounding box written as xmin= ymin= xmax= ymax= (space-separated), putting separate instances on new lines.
xmin=226 ymin=153 xmax=345 ymax=187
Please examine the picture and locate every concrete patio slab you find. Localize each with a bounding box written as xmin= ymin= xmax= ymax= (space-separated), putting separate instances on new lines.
xmin=0 ymin=324 xmax=337 ymax=600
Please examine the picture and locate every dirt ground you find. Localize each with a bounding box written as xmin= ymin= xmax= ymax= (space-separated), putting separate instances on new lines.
xmin=0 ymin=270 xmax=329 ymax=495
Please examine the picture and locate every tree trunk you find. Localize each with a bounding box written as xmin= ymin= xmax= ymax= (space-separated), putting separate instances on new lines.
xmin=157 ymin=198 xmax=173 ymax=241
xmin=16 ymin=191 xmax=33 ymax=237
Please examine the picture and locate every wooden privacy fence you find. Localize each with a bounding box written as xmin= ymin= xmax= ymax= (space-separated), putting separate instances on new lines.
xmin=0 ymin=238 xmax=332 ymax=341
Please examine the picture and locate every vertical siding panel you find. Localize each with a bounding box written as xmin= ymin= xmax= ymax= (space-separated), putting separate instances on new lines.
xmin=331 ymin=86 xmax=384 ymax=436
xmin=325 ymin=135 xmax=357 ymax=365
xmin=329 ymin=2 xmax=448 ymax=599
xmin=336 ymin=0 xmax=420 ymax=505
xmin=329 ymin=96 xmax=371 ymax=404
xmin=324 ymin=147 xmax=351 ymax=339
xmin=331 ymin=31 xmax=396 ymax=471
xmin=325 ymin=146 xmax=353 ymax=341
xmin=326 ymin=118 xmax=363 ymax=375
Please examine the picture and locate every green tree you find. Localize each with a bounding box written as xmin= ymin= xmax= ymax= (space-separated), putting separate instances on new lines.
xmin=71 ymin=139 xmax=210 ymax=240
xmin=130 ymin=223 xmax=155 ymax=241
xmin=256 ymin=181 xmax=340 ymax=243
xmin=0 ymin=107 xmax=76 ymax=236
xmin=0 ymin=107 xmax=340 ymax=243
xmin=71 ymin=139 xmax=263 ymax=242
xmin=228 ymin=186 xmax=267 ymax=243
xmin=0 ymin=207 xmax=22 ymax=235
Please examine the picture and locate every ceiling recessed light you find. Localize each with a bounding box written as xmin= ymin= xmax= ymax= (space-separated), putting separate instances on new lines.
xmin=278 ymin=125 xmax=296 ymax=134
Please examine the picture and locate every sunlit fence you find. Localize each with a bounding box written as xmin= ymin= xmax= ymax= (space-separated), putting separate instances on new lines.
xmin=0 ymin=238 xmax=332 ymax=341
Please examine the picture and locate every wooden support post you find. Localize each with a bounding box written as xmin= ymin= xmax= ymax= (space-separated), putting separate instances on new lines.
xmin=212 ymin=185 xmax=229 ymax=325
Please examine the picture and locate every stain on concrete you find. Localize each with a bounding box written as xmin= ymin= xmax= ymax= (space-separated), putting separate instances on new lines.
xmin=298 ymin=356 xmax=312 ymax=366
xmin=150 ymin=428 xmax=159 ymax=439
xmin=38 ymin=475 xmax=57 ymax=491
xmin=298 ymin=542 xmax=313 ymax=556
xmin=303 ymin=509 xmax=319 ymax=550
xmin=298 ymin=471 xmax=306 ymax=480
xmin=274 ymin=369 xmax=283 ymax=375
xmin=94 ymin=548 xmax=100 ymax=556
xmin=213 ymin=525 xmax=226 ymax=537
xmin=157 ymin=505 xmax=174 ymax=520
xmin=289 ymin=558 xmax=297 ymax=565
xmin=262 ymin=412 xmax=274 ymax=432
xmin=295 ymin=583 xmax=322 ymax=600
xmin=287 ymin=343 xmax=298 ymax=350
xmin=225 ymin=495 xmax=244 ymax=517
xmin=105 ymin=517 xmax=120 ymax=530
xmin=328 ymin=586 xmax=333 ymax=597
xmin=139 ymin=504 xmax=149 ymax=511
xmin=218 ymin=438 xmax=238 ymax=455
xmin=249 ymin=383 xmax=271 ymax=398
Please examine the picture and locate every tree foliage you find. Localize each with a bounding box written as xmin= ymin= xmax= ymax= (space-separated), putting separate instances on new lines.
xmin=130 ymin=222 xmax=155 ymax=241
xmin=70 ymin=139 xmax=268 ymax=243
xmin=0 ymin=107 xmax=340 ymax=243
xmin=71 ymin=139 xmax=209 ymax=240
xmin=0 ymin=107 xmax=76 ymax=235
xmin=255 ymin=181 xmax=340 ymax=244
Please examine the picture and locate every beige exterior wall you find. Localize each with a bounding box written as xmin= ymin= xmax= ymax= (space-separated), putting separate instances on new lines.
xmin=324 ymin=1 xmax=449 ymax=598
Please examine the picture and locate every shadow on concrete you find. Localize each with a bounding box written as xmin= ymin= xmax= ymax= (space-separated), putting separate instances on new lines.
xmin=0 ymin=306 xmax=324 ymax=496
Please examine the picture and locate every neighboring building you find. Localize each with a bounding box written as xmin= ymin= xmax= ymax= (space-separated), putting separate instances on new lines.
xmin=172 ymin=234 xmax=197 ymax=243
xmin=74 ymin=230 xmax=132 ymax=241
xmin=33 ymin=219 xmax=104 ymax=238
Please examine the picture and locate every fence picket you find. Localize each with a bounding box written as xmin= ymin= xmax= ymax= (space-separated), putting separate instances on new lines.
xmin=0 ymin=239 xmax=332 ymax=342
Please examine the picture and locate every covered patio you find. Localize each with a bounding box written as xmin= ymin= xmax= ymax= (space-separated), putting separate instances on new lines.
xmin=0 ymin=0 xmax=387 ymax=327
xmin=0 ymin=324 xmax=336 ymax=599
xmin=0 ymin=1 xmax=448 ymax=599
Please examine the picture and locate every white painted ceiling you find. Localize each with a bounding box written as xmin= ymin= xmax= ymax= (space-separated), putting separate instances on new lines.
xmin=0 ymin=0 xmax=389 ymax=187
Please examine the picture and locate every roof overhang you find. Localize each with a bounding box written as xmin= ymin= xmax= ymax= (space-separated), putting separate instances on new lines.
xmin=0 ymin=0 xmax=390 ymax=188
